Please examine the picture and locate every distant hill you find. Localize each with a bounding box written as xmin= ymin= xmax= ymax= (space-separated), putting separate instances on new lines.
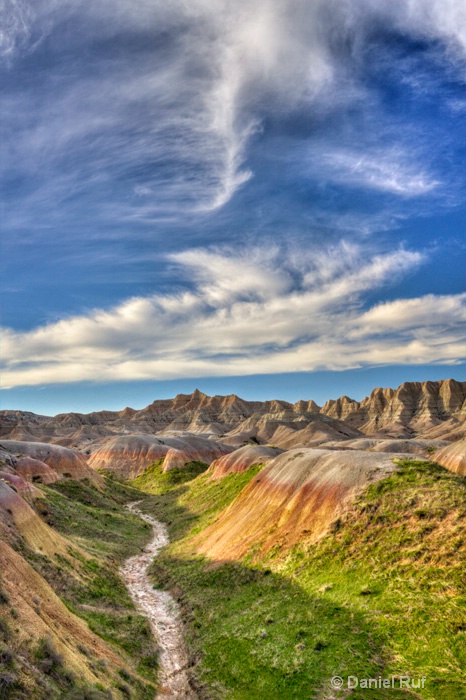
xmin=1 ymin=379 xmax=465 ymax=450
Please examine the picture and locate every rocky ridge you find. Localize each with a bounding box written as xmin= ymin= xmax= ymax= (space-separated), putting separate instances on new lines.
xmin=1 ymin=379 xmax=464 ymax=447
xmin=0 ymin=379 xmax=465 ymax=483
xmin=321 ymin=379 xmax=466 ymax=438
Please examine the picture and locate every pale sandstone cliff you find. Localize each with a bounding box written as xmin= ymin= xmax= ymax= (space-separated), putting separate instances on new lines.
xmin=1 ymin=380 xmax=464 ymax=457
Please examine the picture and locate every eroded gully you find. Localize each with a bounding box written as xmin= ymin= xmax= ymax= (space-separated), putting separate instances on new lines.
xmin=120 ymin=501 xmax=195 ymax=699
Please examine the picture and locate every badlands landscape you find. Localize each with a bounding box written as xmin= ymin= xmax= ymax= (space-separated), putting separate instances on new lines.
xmin=0 ymin=378 xmax=465 ymax=699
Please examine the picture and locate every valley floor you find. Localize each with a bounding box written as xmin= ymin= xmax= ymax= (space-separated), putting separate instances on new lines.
xmin=121 ymin=502 xmax=193 ymax=698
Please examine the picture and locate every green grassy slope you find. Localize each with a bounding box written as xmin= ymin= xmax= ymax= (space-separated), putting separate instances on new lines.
xmin=0 ymin=477 xmax=159 ymax=700
xmin=38 ymin=478 xmax=161 ymax=684
xmin=134 ymin=460 xmax=466 ymax=700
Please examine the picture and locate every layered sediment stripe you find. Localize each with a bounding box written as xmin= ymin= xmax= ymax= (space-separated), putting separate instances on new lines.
xmin=196 ymin=449 xmax=415 ymax=560
xmin=208 ymin=444 xmax=284 ymax=479
xmin=435 ymin=438 xmax=466 ymax=476
xmin=88 ymin=434 xmax=232 ymax=479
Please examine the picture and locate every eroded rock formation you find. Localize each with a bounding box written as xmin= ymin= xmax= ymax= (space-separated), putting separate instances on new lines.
xmin=434 ymin=438 xmax=466 ymax=476
xmin=88 ymin=433 xmax=232 ymax=479
xmin=208 ymin=444 xmax=284 ymax=479
xmin=196 ymin=448 xmax=418 ymax=560
xmin=2 ymin=380 xmax=464 ymax=450
xmin=321 ymin=379 xmax=466 ymax=438
xmin=0 ymin=440 xmax=102 ymax=485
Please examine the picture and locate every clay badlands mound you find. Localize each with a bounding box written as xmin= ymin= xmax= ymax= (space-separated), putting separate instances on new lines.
xmin=197 ymin=448 xmax=408 ymax=559
xmin=434 ymin=436 xmax=466 ymax=476
xmin=0 ymin=379 xmax=464 ymax=492
xmin=0 ymin=440 xmax=101 ymax=484
xmin=87 ymin=433 xmax=231 ymax=479
xmin=0 ymin=463 xmax=158 ymax=697
xmin=1 ymin=379 xmax=464 ymax=519
xmin=208 ymin=444 xmax=284 ymax=479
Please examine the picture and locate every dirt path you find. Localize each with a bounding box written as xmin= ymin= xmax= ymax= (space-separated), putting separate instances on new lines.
xmin=121 ymin=501 xmax=195 ymax=699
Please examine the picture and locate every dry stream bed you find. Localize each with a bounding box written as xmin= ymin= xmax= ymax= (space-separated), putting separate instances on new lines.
xmin=121 ymin=502 xmax=194 ymax=699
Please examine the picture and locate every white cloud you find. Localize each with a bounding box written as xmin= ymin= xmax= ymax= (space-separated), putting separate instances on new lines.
xmin=2 ymin=244 xmax=464 ymax=388
xmin=0 ymin=0 xmax=33 ymax=58
xmin=351 ymin=293 xmax=466 ymax=336
xmin=4 ymin=0 xmax=462 ymax=230
xmin=171 ymin=247 xmax=292 ymax=304
xmin=377 ymin=0 xmax=466 ymax=61
xmin=308 ymin=147 xmax=440 ymax=196
xmin=1 ymin=0 xmax=337 ymax=221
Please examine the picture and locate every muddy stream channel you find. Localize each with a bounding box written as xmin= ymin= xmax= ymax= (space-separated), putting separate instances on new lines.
xmin=121 ymin=502 xmax=195 ymax=699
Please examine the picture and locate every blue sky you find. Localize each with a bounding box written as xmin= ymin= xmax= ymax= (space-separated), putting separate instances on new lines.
xmin=1 ymin=0 xmax=465 ymax=414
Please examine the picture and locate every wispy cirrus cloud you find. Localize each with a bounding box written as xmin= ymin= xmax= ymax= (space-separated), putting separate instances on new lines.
xmin=2 ymin=0 xmax=464 ymax=239
xmin=308 ymin=147 xmax=440 ymax=196
xmin=2 ymin=245 xmax=464 ymax=388
xmin=1 ymin=1 xmax=336 ymax=229
xmin=0 ymin=0 xmax=33 ymax=58
xmin=351 ymin=294 xmax=466 ymax=337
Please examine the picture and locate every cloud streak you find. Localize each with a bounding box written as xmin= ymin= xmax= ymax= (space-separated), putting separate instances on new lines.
xmin=308 ymin=147 xmax=440 ymax=196
xmin=0 ymin=0 xmax=33 ymax=59
xmin=2 ymin=245 xmax=464 ymax=388
xmin=2 ymin=0 xmax=464 ymax=238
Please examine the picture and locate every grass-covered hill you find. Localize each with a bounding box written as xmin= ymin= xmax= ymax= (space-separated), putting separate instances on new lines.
xmin=133 ymin=458 xmax=466 ymax=700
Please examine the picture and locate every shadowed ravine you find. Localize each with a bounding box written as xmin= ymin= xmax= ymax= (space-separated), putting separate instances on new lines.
xmin=121 ymin=502 xmax=195 ymax=699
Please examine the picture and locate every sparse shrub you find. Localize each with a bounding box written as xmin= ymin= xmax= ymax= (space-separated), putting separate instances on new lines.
xmin=62 ymin=669 xmax=76 ymax=686
xmin=0 ymin=617 xmax=11 ymax=641
xmin=359 ymin=586 xmax=374 ymax=596
xmin=0 ymin=646 xmax=13 ymax=665
xmin=35 ymin=637 xmax=63 ymax=675
xmin=415 ymin=508 xmax=429 ymax=519
xmin=137 ymin=653 xmax=158 ymax=674
xmin=313 ymin=638 xmax=327 ymax=651
xmin=0 ymin=670 xmax=18 ymax=690
xmin=115 ymin=681 xmax=131 ymax=698
xmin=117 ymin=669 xmax=131 ymax=681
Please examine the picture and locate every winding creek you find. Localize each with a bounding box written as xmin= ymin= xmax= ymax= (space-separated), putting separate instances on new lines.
xmin=121 ymin=502 xmax=195 ymax=699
